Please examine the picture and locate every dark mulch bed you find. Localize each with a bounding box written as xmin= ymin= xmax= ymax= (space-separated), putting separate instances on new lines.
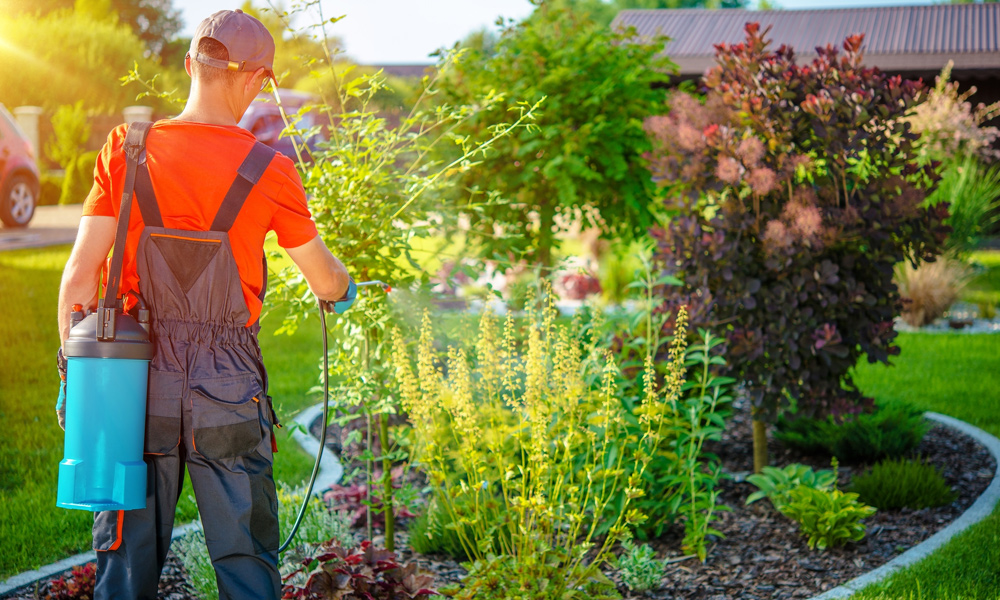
xmin=6 ymin=403 xmax=993 ymax=600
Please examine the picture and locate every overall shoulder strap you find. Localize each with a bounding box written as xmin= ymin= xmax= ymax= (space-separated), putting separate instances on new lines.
xmin=210 ymin=142 xmax=277 ymax=232
xmin=98 ymin=120 xmax=153 ymax=339
xmin=134 ymin=162 xmax=163 ymax=228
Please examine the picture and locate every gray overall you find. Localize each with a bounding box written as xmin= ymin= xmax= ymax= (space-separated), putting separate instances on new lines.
xmin=93 ymin=126 xmax=282 ymax=600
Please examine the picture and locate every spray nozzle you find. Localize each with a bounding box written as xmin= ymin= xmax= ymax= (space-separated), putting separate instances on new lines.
xmin=356 ymin=280 xmax=391 ymax=293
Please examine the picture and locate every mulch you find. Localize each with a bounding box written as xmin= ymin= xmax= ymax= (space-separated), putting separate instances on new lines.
xmin=5 ymin=401 xmax=994 ymax=600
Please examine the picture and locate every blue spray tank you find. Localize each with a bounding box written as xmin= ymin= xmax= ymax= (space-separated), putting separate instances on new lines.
xmin=57 ymin=120 xmax=155 ymax=512
xmin=57 ymin=298 xmax=153 ymax=511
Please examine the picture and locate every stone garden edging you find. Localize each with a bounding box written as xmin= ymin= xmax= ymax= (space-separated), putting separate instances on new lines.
xmin=808 ymin=412 xmax=1000 ymax=600
xmin=0 ymin=403 xmax=343 ymax=596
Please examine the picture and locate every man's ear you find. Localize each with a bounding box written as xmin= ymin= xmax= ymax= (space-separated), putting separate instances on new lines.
xmin=184 ymin=53 xmax=193 ymax=78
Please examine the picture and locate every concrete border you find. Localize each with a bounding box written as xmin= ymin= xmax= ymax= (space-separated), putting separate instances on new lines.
xmin=809 ymin=412 xmax=1000 ymax=600
xmin=0 ymin=403 xmax=342 ymax=597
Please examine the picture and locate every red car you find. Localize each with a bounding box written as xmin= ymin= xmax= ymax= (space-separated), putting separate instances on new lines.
xmin=0 ymin=103 xmax=40 ymax=228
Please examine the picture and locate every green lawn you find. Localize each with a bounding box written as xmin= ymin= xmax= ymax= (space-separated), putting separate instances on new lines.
xmin=0 ymin=245 xmax=321 ymax=579
xmin=852 ymin=332 xmax=1000 ymax=600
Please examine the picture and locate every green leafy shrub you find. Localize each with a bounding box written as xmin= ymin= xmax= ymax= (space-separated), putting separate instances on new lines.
xmin=646 ymin=23 xmax=949 ymax=420
xmin=746 ymin=463 xmax=836 ymax=511
xmin=282 ymin=540 xmax=437 ymax=599
xmin=776 ymin=401 xmax=930 ymax=463
xmin=407 ymin=495 xmax=508 ymax=561
xmin=435 ymin=1 xmax=674 ymax=264
xmin=850 ymin=458 xmax=957 ymax=510
xmin=59 ymin=150 xmax=99 ymax=205
xmin=781 ymin=485 xmax=877 ymax=550
xmin=45 ymin=102 xmax=90 ymax=173
xmin=38 ymin=172 xmax=63 ymax=207
xmin=615 ymin=539 xmax=665 ymax=592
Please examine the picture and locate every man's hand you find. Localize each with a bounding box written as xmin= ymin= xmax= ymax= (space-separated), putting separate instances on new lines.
xmin=56 ymin=348 xmax=67 ymax=430
xmin=320 ymin=278 xmax=357 ymax=314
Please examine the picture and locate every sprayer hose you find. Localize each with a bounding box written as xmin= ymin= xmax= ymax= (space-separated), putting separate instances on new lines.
xmin=277 ymin=303 xmax=330 ymax=554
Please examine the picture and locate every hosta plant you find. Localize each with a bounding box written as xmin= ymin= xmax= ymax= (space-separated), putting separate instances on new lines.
xmin=746 ymin=463 xmax=837 ymax=512
xmin=281 ymin=540 xmax=437 ymax=600
xmin=646 ymin=23 xmax=950 ymax=425
xmin=615 ymin=539 xmax=665 ymax=592
xmin=781 ymin=485 xmax=876 ymax=551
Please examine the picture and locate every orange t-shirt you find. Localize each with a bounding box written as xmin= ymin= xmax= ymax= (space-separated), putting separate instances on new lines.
xmin=82 ymin=120 xmax=318 ymax=325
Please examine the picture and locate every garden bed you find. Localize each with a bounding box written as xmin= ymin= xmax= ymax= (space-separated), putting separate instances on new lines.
xmin=307 ymin=398 xmax=995 ymax=600
xmin=5 ymin=401 xmax=993 ymax=600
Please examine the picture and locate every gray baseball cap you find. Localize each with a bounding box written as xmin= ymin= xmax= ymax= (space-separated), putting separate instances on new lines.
xmin=189 ymin=9 xmax=276 ymax=81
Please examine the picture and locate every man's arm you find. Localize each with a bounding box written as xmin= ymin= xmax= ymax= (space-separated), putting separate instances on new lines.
xmin=284 ymin=235 xmax=351 ymax=301
xmin=58 ymin=216 xmax=116 ymax=346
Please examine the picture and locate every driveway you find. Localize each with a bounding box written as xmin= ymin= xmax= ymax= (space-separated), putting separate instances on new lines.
xmin=0 ymin=205 xmax=82 ymax=251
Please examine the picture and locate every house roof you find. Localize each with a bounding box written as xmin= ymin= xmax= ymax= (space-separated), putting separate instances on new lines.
xmin=612 ymin=4 xmax=1000 ymax=76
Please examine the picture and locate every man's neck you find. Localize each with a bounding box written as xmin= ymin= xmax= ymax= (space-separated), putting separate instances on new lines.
xmin=175 ymin=81 xmax=245 ymax=126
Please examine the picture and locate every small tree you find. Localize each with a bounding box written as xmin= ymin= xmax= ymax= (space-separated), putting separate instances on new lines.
xmin=646 ymin=24 xmax=949 ymax=471
xmin=435 ymin=0 xmax=674 ymax=265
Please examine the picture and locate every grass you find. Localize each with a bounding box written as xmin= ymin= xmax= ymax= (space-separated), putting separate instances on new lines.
xmin=851 ymin=332 xmax=1000 ymax=600
xmin=962 ymin=250 xmax=1000 ymax=306
xmin=0 ymin=244 xmax=323 ymax=579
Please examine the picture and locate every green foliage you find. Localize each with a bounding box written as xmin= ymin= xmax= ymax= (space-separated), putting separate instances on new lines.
xmin=45 ymin=102 xmax=91 ymax=171
xmin=59 ymin=150 xmax=99 ymax=205
xmin=38 ymin=171 xmax=64 ymax=206
xmin=776 ymin=401 xmax=930 ymax=464
xmin=390 ymin=291 xmax=659 ymax=593
xmin=781 ymin=484 xmax=877 ymax=550
xmin=648 ymin=24 xmax=949 ymax=420
xmin=435 ymin=1 xmax=674 ymax=264
xmin=276 ymin=482 xmax=356 ymax=556
xmin=924 ymin=154 xmax=1000 ymax=258
xmin=0 ymin=10 xmax=159 ymax=113
xmin=407 ymin=495 xmax=500 ymax=561
xmin=447 ymin=552 xmax=619 ymax=600
xmin=598 ymin=239 xmax=649 ymax=304
xmin=850 ymin=458 xmax=957 ymax=510
xmin=745 ymin=463 xmax=836 ymax=511
xmin=172 ymin=528 xmax=217 ymax=600
xmin=614 ymin=539 xmax=665 ymax=592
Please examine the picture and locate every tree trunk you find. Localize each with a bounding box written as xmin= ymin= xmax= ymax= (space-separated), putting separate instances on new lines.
xmin=752 ymin=418 xmax=768 ymax=473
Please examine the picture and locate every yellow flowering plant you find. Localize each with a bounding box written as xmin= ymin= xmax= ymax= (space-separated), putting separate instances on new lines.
xmin=390 ymin=284 xmax=700 ymax=598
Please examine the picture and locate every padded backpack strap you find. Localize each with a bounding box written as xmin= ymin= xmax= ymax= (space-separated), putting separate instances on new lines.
xmin=102 ymin=121 xmax=153 ymax=310
xmin=210 ymin=142 xmax=277 ymax=232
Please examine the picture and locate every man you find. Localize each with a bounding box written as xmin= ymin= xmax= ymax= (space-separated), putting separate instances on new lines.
xmin=56 ymin=10 xmax=352 ymax=599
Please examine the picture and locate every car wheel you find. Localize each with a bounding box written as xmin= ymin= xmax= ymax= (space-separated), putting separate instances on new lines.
xmin=1 ymin=173 xmax=37 ymax=228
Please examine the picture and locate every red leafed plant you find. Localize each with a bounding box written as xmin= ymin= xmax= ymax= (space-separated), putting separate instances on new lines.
xmin=282 ymin=540 xmax=437 ymax=600
xmin=645 ymin=23 xmax=950 ymax=422
xmin=46 ymin=562 xmax=96 ymax=600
